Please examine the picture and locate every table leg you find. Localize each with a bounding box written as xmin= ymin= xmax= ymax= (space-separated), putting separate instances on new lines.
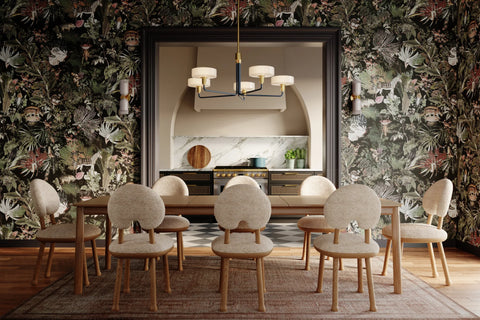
xmin=105 ymin=216 xmax=112 ymax=270
xmin=391 ymin=206 xmax=402 ymax=294
xmin=74 ymin=206 xmax=85 ymax=295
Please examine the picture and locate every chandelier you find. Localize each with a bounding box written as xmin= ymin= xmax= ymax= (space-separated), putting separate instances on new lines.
xmin=187 ymin=1 xmax=294 ymax=99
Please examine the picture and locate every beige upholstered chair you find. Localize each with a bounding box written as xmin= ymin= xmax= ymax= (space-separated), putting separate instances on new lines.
xmin=314 ymin=184 xmax=381 ymax=312
xmin=151 ymin=175 xmax=190 ymax=271
xmin=296 ymin=175 xmax=337 ymax=270
xmin=108 ymin=184 xmax=174 ymax=311
xmin=211 ymin=184 xmax=273 ymax=312
xmin=30 ymin=179 xmax=101 ymax=286
xmin=224 ymin=175 xmax=260 ymax=189
xmin=381 ymin=178 xmax=454 ymax=285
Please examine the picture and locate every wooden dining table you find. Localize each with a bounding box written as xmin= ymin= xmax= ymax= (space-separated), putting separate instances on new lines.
xmin=74 ymin=195 xmax=402 ymax=295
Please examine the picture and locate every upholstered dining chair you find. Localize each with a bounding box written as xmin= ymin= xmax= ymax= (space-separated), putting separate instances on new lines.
xmin=30 ymin=179 xmax=101 ymax=286
xmin=211 ymin=184 xmax=273 ymax=312
xmin=108 ymin=184 xmax=174 ymax=312
xmin=296 ymin=175 xmax=337 ymax=270
xmin=151 ymin=175 xmax=190 ymax=271
xmin=224 ymin=175 xmax=260 ymax=189
xmin=381 ymin=178 xmax=454 ymax=285
xmin=314 ymin=184 xmax=381 ymax=312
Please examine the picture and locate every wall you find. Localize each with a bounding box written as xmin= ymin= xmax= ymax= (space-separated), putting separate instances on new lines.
xmin=0 ymin=1 xmax=479 ymax=252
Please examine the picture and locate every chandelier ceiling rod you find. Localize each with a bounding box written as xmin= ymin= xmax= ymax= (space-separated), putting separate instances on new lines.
xmin=187 ymin=1 xmax=294 ymax=100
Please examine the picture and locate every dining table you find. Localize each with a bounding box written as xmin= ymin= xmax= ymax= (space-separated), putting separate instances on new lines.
xmin=73 ymin=194 xmax=402 ymax=295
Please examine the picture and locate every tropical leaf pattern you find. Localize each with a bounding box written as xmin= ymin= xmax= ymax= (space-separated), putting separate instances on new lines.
xmin=0 ymin=1 xmax=479 ymax=249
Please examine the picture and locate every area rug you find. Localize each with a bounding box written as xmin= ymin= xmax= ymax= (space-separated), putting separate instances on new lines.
xmin=3 ymin=256 xmax=476 ymax=320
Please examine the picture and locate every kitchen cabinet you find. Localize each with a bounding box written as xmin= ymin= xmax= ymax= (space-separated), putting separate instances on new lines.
xmin=269 ymin=170 xmax=322 ymax=195
xmin=159 ymin=171 xmax=213 ymax=195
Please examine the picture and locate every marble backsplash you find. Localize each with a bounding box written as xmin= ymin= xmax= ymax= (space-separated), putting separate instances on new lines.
xmin=173 ymin=136 xmax=308 ymax=169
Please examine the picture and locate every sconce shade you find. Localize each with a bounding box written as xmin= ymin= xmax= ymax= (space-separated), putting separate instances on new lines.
xmin=120 ymin=79 xmax=129 ymax=95
xmin=119 ymin=98 xmax=129 ymax=115
xmin=188 ymin=78 xmax=211 ymax=88
xmin=352 ymin=79 xmax=361 ymax=96
xmin=352 ymin=99 xmax=362 ymax=115
xmin=192 ymin=67 xmax=217 ymax=79
xmin=249 ymin=65 xmax=275 ymax=78
xmin=234 ymin=81 xmax=255 ymax=92
xmin=271 ymin=75 xmax=295 ymax=86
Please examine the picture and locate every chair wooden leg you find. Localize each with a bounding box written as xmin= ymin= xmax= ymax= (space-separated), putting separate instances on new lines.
xmin=220 ymin=257 xmax=229 ymax=312
xmin=317 ymin=253 xmax=325 ymax=293
xmin=163 ymin=255 xmax=171 ymax=294
xmin=357 ymin=258 xmax=363 ymax=293
xmin=366 ymin=258 xmax=377 ymax=312
xmin=437 ymin=242 xmax=451 ymax=286
xmin=256 ymin=258 xmax=266 ymax=312
xmin=305 ymin=231 xmax=312 ymax=270
xmin=32 ymin=243 xmax=45 ymax=285
xmin=112 ymin=258 xmax=123 ymax=311
xmin=123 ymin=259 xmax=130 ymax=293
xmin=83 ymin=247 xmax=90 ymax=287
xmin=339 ymin=258 xmax=343 ymax=271
xmin=45 ymin=243 xmax=55 ymax=278
xmin=144 ymin=258 xmax=149 ymax=271
xmin=177 ymin=231 xmax=184 ymax=271
xmin=331 ymin=257 xmax=339 ymax=312
xmin=381 ymin=239 xmax=391 ymax=276
xmin=427 ymin=242 xmax=439 ymax=278
xmin=301 ymin=232 xmax=307 ymax=260
xmin=91 ymin=240 xmax=101 ymax=276
xmin=261 ymin=257 xmax=266 ymax=293
xmin=149 ymin=257 xmax=158 ymax=311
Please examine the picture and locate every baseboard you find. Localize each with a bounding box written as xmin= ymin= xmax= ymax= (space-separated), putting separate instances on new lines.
xmin=456 ymin=240 xmax=480 ymax=257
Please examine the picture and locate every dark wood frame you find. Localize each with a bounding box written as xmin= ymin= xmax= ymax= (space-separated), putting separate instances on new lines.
xmin=141 ymin=27 xmax=341 ymax=187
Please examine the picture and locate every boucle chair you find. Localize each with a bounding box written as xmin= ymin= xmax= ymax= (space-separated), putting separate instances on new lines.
xmin=108 ymin=184 xmax=174 ymax=312
xmin=296 ymin=175 xmax=338 ymax=270
xmin=30 ymin=179 xmax=101 ymax=286
xmin=211 ymin=184 xmax=273 ymax=312
xmin=314 ymin=184 xmax=381 ymax=312
xmin=381 ymin=178 xmax=453 ymax=286
xmin=151 ymin=175 xmax=190 ymax=271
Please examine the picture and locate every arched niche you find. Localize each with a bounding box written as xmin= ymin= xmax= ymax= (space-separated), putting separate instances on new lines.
xmin=141 ymin=27 xmax=341 ymax=187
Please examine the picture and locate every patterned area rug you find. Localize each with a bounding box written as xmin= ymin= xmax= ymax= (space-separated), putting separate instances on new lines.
xmin=3 ymin=256 xmax=476 ymax=320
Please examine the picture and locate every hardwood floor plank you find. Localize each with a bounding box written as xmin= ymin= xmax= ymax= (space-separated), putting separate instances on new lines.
xmin=0 ymin=247 xmax=479 ymax=317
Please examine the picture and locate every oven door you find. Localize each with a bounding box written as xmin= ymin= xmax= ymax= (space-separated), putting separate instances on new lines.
xmin=213 ymin=177 xmax=268 ymax=195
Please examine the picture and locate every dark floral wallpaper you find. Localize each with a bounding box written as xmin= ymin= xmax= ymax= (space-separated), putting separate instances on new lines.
xmin=0 ymin=1 xmax=479 ymax=250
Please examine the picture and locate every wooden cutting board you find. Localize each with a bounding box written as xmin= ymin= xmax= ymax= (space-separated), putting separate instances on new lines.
xmin=187 ymin=145 xmax=211 ymax=168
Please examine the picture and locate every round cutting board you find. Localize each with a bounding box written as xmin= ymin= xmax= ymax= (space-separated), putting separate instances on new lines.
xmin=187 ymin=145 xmax=211 ymax=168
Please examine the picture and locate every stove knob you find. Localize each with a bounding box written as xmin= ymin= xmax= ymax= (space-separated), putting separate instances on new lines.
xmin=227 ymin=173 xmax=232 ymax=177
xmin=233 ymin=173 xmax=237 ymax=177
xmin=221 ymin=173 xmax=226 ymax=177
xmin=245 ymin=173 xmax=250 ymax=177
xmin=262 ymin=173 xmax=266 ymax=177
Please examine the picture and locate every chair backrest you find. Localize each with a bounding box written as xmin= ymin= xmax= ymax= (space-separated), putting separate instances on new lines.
xmin=224 ymin=175 xmax=259 ymax=189
xmin=324 ymin=184 xmax=381 ymax=230
xmin=152 ymin=175 xmax=189 ymax=196
xmin=422 ymin=178 xmax=453 ymax=218
xmin=30 ymin=179 xmax=60 ymax=218
xmin=214 ymin=184 xmax=271 ymax=230
xmin=108 ymin=184 xmax=165 ymax=230
xmin=300 ymin=175 xmax=336 ymax=196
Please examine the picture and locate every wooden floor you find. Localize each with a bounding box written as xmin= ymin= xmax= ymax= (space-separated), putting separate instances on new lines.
xmin=1 ymin=246 xmax=479 ymax=317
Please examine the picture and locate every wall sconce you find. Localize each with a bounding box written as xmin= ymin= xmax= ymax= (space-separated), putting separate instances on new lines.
xmin=351 ymin=78 xmax=361 ymax=115
xmin=119 ymin=79 xmax=130 ymax=115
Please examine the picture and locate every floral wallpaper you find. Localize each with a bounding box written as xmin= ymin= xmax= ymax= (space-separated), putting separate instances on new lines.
xmin=0 ymin=1 xmax=479 ymax=251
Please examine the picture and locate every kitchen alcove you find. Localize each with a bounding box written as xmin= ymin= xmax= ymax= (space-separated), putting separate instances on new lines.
xmin=142 ymin=27 xmax=341 ymax=187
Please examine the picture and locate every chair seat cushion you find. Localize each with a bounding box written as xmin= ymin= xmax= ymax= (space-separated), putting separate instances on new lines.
xmin=154 ymin=216 xmax=190 ymax=232
xmin=313 ymin=233 xmax=379 ymax=258
xmin=382 ymin=223 xmax=448 ymax=243
xmin=297 ymin=216 xmax=334 ymax=232
xmin=211 ymin=233 xmax=273 ymax=257
xmin=36 ymin=223 xmax=101 ymax=242
xmin=109 ymin=233 xmax=174 ymax=256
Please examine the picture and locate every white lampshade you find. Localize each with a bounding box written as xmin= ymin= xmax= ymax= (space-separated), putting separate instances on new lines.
xmin=192 ymin=67 xmax=217 ymax=79
xmin=119 ymin=98 xmax=129 ymax=115
xmin=352 ymin=98 xmax=362 ymax=115
xmin=352 ymin=79 xmax=361 ymax=96
xmin=234 ymin=81 xmax=255 ymax=92
xmin=249 ymin=65 xmax=275 ymax=78
xmin=119 ymin=79 xmax=129 ymax=95
xmin=188 ymin=78 xmax=210 ymax=88
xmin=271 ymin=75 xmax=294 ymax=86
